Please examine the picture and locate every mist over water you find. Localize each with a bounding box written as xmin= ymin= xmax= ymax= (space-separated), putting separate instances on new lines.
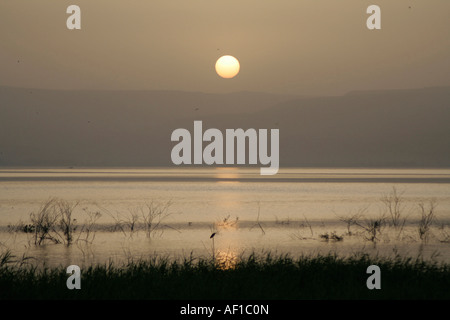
xmin=1 ymin=167 xmax=449 ymax=267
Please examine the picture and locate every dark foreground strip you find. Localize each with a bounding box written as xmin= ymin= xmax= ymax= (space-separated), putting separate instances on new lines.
xmin=0 ymin=300 xmax=444 ymax=318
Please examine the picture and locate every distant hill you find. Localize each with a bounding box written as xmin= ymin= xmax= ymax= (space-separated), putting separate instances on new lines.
xmin=0 ymin=86 xmax=449 ymax=167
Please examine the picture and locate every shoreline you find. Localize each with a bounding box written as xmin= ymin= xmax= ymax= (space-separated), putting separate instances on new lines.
xmin=1 ymin=252 xmax=449 ymax=300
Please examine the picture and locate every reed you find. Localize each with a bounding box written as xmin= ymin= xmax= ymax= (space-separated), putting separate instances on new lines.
xmin=1 ymin=252 xmax=449 ymax=300
xmin=418 ymin=200 xmax=437 ymax=242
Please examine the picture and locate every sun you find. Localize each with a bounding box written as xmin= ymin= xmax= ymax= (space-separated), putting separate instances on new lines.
xmin=215 ymin=55 xmax=240 ymax=79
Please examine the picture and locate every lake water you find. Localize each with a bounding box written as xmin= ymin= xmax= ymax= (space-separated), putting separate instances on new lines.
xmin=1 ymin=167 xmax=450 ymax=267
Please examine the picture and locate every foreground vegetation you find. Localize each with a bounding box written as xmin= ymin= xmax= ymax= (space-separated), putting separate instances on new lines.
xmin=1 ymin=252 xmax=449 ymax=300
xmin=1 ymin=188 xmax=449 ymax=300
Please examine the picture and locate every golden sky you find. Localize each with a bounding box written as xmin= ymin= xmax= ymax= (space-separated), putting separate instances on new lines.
xmin=1 ymin=0 xmax=449 ymax=95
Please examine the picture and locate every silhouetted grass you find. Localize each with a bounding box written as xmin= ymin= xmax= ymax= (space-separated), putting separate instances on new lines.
xmin=1 ymin=252 xmax=449 ymax=300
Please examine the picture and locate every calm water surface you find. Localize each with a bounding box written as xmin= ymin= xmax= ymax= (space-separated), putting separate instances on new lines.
xmin=1 ymin=167 xmax=449 ymax=267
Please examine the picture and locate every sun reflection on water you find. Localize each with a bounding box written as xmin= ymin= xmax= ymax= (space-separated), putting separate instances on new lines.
xmin=214 ymin=249 xmax=239 ymax=270
xmin=215 ymin=215 xmax=239 ymax=230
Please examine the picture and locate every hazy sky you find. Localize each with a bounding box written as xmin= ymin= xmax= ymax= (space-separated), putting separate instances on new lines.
xmin=1 ymin=0 xmax=449 ymax=95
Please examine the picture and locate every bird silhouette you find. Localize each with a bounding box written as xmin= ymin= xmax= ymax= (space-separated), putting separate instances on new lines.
xmin=210 ymin=232 xmax=217 ymax=239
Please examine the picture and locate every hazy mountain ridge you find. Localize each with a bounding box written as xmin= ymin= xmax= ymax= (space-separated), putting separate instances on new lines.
xmin=0 ymin=86 xmax=449 ymax=167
